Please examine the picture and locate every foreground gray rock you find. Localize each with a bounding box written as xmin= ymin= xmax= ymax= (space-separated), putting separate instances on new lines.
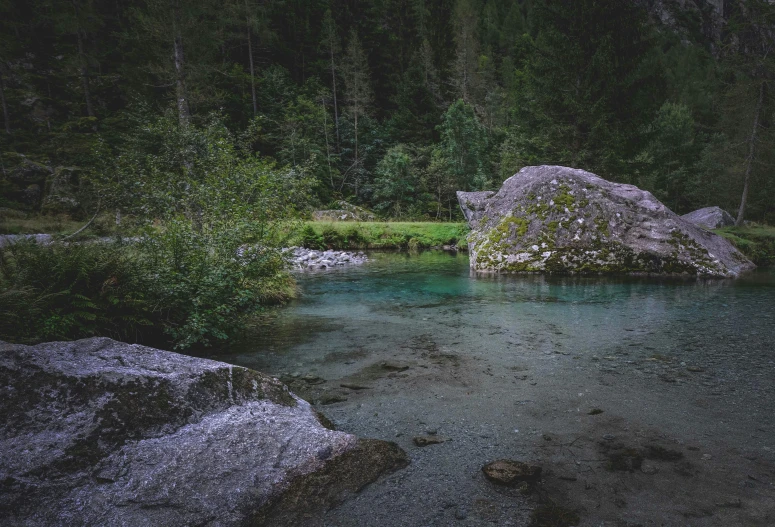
xmin=0 ymin=338 xmax=408 ymax=526
xmin=458 ymin=166 xmax=754 ymax=277
xmin=682 ymin=206 xmax=736 ymax=230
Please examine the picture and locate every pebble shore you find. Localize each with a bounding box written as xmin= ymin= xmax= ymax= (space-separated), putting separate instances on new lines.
xmin=285 ymin=247 xmax=368 ymax=270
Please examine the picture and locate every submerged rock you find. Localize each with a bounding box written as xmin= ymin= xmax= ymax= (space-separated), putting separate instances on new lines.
xmin=681 ymin=206 xmax=736 ymax=230
xmin=413 ymin=436 xmax=446 ymax=447
xmin=482 ymin=459 xmax=542 ymax=485
xmin=458 ymin=166 xmax=755 ymax=277
xmin=0 ymin=338 xmax=408 ymax=526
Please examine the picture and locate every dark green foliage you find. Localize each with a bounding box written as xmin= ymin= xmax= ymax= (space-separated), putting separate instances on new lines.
xmin=300 ymin=224 xmax=325 ymax=250
xmin=0 ymin=240 xmax=153 ymax=344
xmin=0 ymin=232 xmax=295 ymax=349
xmin=1 ymin=0 xmax=775 ymax=223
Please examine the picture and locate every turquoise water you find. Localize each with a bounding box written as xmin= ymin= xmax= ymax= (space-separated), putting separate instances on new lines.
xmin=206 ymin=251 xmax=775 ymax=526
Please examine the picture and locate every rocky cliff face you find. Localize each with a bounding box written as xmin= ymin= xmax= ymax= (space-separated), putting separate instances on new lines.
xmin=0 ymin=337 xmax=408 ymax=526
xmin=458 ymin=166 xmax=755 ymax=278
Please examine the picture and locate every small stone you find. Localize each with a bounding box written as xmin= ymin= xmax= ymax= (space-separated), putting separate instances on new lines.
xmin=380 ymin=361 xmax=410 ymax=372
xmin=715 ymin=499 xmax=742 ymax=508
xmin=340 ymin=383 xmax=370 ymax=390
xmin=319 ymin=394 xmax=348 ymax=405
xmin=413 ymin=436 xmax=445 ymax=447
xmin=603 ymin=434 xmax=616 ymax=441
xmin=588 ymin=408 xmax=604 ymax=415
xmin=454 ymin=507 xmax=468 ymax=520
xmin=482 ymin=459 xmax=542 ymax=486
xmin=687 ymin=366 xmax=705 ymax=372
xmin=640 ymin=462 xmax=659 ymax=475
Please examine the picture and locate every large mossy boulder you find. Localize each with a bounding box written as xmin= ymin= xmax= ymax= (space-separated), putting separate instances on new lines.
xmin=0 ymin=338 xmax=408 ymax=526
xmin=458 ymin=166 xmax=755 ymax=278
xmin=681 ymin=206 xmax=736 ymax=230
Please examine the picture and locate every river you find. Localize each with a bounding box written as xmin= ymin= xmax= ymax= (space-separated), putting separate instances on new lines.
xmin=204 ymin=251 xmax=775 ymax=526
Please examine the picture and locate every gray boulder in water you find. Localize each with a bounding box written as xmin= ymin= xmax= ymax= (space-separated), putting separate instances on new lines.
xmin=457 ymin=166 xmax=754 ymax=278
xmin=0 ymin=337 xmax=408 ymax=526
xmin=681 ymin=206 xmax=736 ymax=230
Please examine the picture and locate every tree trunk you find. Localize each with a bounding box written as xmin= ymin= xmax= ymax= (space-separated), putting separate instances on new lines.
xmin=330 ymin=47 xmax=340 ymax=151
xmin=247 ymin=25 xmax=258 ymax=115
xmin=735 ymin=80 xmax=765 ymax=226
xmin=321 ymin=98 xmax=334 ymax=190
xmin=245 ymin=0 xmax=258 ymax=116
xmin=76 ymin=29 xmax=94 ymax=117
xmin=172 ymin=4 xmax=191 ymax=128
xmin=0 ymin=68 xmax=10 ymax=134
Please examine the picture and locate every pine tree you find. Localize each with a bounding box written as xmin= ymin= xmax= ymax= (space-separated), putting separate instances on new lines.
xmin=340 ymin=30 xmax=372 ymax=198
xmin=320 ymin=9 xmax=341 ymax=151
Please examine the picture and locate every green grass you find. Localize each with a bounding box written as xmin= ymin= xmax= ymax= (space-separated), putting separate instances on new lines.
xmin=0 ymin=211 xmax=125 ymax=238
xmin=0 ymin=214 xmax=85 ymax=235
xmin=295 ymin=221 xmax=469 ymax=250
xmin=715 ymin=224 xmax=775 ymax=266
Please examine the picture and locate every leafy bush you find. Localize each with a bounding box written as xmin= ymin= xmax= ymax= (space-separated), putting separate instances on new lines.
xmin=137 ymin=218 xmax=294 ymax=349
xmin=0 ymin=228 xmax=296 ymax=349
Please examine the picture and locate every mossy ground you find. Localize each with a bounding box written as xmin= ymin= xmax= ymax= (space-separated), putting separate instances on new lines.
xmin=715 ymin=225 xmax=775 ymax=266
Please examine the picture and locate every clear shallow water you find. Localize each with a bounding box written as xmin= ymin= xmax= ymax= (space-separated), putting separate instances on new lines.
xmin=206 ymin=252 xmax=775 ymax=526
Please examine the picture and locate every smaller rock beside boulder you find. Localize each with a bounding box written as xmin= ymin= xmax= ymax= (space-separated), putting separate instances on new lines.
xmin=681 ymin=206 xmax=735 ymax=230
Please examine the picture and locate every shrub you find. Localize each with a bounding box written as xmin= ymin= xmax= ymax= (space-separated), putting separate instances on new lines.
xmin=0 ymin=223 xmax=296 ymax=349
xmin=299 ymin=224 xmax=324 ymax=249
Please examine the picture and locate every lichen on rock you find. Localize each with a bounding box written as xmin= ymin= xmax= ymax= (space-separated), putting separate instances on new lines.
xmin=458 ymin=166 xmax=755 ymax=277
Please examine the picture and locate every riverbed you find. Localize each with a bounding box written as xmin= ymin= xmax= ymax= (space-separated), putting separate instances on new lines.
xmin=204 ymin=251 xmax=775 ymax=526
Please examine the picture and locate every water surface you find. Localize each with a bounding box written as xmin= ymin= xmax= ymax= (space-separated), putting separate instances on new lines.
xmin=208 ymin=251 xmax=775 ymax=526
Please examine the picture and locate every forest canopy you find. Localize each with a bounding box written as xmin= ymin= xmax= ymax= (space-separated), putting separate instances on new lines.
xmin=1 ymin=0 xmax=774 ymax=223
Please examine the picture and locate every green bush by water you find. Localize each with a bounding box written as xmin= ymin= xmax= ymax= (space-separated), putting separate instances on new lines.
xmin=0 ymin=224 xmax=295 ymax=349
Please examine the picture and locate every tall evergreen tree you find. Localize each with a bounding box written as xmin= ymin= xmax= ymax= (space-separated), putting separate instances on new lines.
xmin=340 ymin=30 xmax=372 ymax=197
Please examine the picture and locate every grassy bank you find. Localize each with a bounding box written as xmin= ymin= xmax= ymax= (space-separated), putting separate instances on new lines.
xmin=0 ymin=213 xmax=85 ymax=236
xmin=715 ymin=225 xmax=775 ymax=267
xmin=295 ymin=221 xmax=469 ymax=250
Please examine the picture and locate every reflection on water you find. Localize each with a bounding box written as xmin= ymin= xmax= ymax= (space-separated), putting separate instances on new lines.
xmin=215 ymin=251 xmax=775 ymax=382
xmin=203 ymin=250 xmax=775 ymax=526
